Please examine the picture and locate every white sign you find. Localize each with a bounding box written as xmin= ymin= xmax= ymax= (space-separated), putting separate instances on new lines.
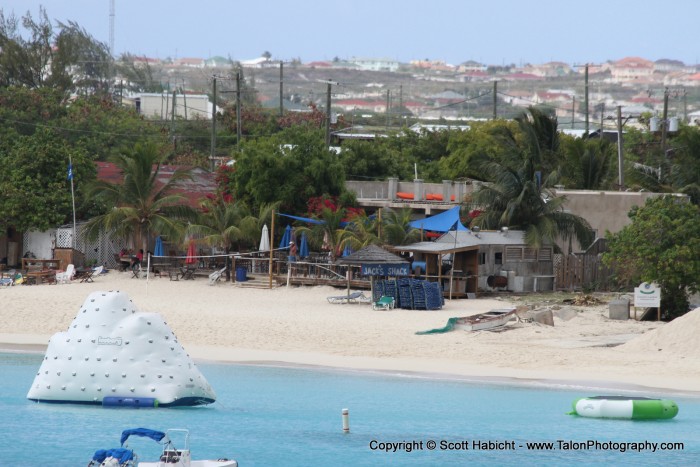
xmin=634 ymin=282 xmax=661 ymax=307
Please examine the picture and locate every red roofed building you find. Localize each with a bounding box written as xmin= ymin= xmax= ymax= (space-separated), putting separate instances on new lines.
xmin=95 ymin=162 xmax=216 ymax=209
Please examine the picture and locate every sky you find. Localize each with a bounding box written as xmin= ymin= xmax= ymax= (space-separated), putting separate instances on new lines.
xmin=2 ymin=0 xmax=699 ymax=66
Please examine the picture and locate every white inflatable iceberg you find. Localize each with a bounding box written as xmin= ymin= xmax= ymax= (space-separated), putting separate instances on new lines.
xmin=27 ymin=291 xmax=216 ymax=407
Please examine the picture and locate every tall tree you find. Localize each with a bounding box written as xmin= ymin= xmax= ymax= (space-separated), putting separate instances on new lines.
xmin=84 ymin=142 xmax=195 ymax=253
xmin=380 ymin=208 xmax=422 ymax=246
xmin=0 ymin=7 xmax=112 ymax=94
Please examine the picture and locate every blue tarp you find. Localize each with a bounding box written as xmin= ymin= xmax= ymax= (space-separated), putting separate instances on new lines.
xmin=408 ymin=206 xmax=469 ymax=232
xmin=120 ymin=428 xmax=166 ymax=446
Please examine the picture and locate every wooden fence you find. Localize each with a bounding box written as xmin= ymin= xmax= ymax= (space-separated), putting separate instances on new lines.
xmin=554 ymin=253 xmax=614 ymax=291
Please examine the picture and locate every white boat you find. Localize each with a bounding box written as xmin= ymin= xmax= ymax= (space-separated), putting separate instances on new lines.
xmin=454 ymin=308 xmax=517 ymax=331
xmin=88 ymin=428 xmax=237 ymax=467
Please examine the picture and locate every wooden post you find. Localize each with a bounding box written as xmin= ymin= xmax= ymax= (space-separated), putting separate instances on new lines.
xmin=269 ymin=210 xmax=275 ymax=289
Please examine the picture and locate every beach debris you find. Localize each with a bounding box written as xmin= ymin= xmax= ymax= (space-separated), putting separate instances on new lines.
xmin=570 ymin=293 xmax=602 ymax=306
xmin=27 ymin=290 xmax=216 ymax=407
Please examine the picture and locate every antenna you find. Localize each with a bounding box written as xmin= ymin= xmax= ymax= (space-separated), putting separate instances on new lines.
xmin=109 ymin=0 xmax=115 ymax=57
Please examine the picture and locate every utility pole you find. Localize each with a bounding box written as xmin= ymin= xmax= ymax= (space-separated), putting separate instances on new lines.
xmin=661 ymin=88 xmax=669 ymax=154
xmin=326 ymin=81 xmax=333 ymax=146
xmin=616 ymin=106 xmax=624 ymax=190
xmin=399 ymin=85 xmax=403 ymax=126
xmin=279 ymin=61 xmax=284 ymax=117
xmin=171 ymin=90 xmax=176 ymax=133
xmin=492 ymin=81 xmax=498 ymax=119
xmin=600 ymin=103 xmax=605 ymax=139
xmin=571 ymin=96 xmax=575 ymax=128
xmin=385 ymin=89 xmax=391 ymax=130
xmin=318 ymin=80 xmax=337 ymax=146
xmin=210 ymin=77 xmax=216 ymax=170
xmin=236 ymin=72 xmax=242 ymax=149
xmin=584 ymin=65 xmax=589 ymax=134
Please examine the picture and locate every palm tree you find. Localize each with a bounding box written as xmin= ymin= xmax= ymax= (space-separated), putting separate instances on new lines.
xmin=84 ymin=142 xmax=194 ymax=253
xmin=185 ymin=196 xmax=256 ymax=252
xmin=339 ymin=212 xmax=381 ymax=252
xmin=296 ymin=207 xmax=347 ymax=261
xmin=560 ymin=138 xmax=614 ymax=189
xmin=380 ymin=208 xmax=422 ymax=246
xmin=472 ymin=108 xmax=593 ymax=251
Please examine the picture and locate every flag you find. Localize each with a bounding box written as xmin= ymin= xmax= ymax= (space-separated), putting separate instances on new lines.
xmin=67 ymin=163 xmax=74 ymax=181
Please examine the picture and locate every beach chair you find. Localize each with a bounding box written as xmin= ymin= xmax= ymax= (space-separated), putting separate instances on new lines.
xmin=55 ymin=264 xmax=75 ymax=284
xmin=372 ymin=296 xmax=395 ymax=311
xmin=327 ymin=291 xmax=365 ymax=304
xmin=208 ymin=266 xmax=227 ymax=286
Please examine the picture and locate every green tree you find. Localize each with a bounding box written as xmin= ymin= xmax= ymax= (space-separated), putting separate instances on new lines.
xmin=84 ymin=142 xmax=195 ymax=253
xmin=603 ymin=196 xmax=700 ymax=319
xmin=0 ymin=128 xmax=92 ymax=232
xmin=471 ymin=108 xmax=593 ymax=250
xmin=232 ymin=127 xmax=345 ymax=214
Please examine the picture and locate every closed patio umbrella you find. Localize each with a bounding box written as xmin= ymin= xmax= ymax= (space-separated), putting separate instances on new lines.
xmin=185 ymin=240 xmax=197 ymax=265
xmin=299 ymin=232 xmax=309 ymax=259
xmin=259 ymin=225 xmax=270 ymax=252
xmin=154 ymin=236 xmax=164 ymax=257
xmin=279 ymin=225 xmax=292 ymax=249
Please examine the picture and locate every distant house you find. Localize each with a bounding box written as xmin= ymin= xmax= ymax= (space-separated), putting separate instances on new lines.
xmin=173 ymin=57 xmax=205 ymax=68
xmin=136 ymin=92 xmax=212 ymax=120
xmin=349 ymin=57 xmax=399 ymax=72
xmin=608 ymin=57 xmax=654 ymax=82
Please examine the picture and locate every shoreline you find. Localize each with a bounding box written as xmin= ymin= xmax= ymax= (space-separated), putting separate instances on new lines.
xmin=3 ymin=340 xmax=699 ymax=399
xmin=2 ymin=272 xmax=699 ymax=399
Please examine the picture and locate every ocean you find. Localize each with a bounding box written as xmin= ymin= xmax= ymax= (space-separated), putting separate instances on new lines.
xmin=1 ymin=351 xmax=699 ymax=466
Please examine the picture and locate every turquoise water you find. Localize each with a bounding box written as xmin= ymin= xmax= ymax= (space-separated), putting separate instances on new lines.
xmin=1 ymin=352 xmax=699 ymax=466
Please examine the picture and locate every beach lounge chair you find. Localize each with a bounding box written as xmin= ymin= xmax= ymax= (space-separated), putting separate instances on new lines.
xmin=208 ymin=266 xmax=227 ymax=286
xmin=372 ymin=296 xmax=395 ymax=311
xmin=56 ymin=264 xmax=75 ymax=284
xmin=327 ymin=291 xmax=369 ymax=304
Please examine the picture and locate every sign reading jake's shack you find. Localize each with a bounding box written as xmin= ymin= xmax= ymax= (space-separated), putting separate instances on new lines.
xmin=361 ymin=263 xmax=409 ymax=276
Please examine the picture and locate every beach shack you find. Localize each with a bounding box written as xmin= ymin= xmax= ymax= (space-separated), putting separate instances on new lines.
xmin=396 ymin=228 xmax=555 ymax=295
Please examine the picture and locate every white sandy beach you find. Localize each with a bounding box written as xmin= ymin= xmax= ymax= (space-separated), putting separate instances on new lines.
xmin=1 ymin=270 xmax=698 ymax=394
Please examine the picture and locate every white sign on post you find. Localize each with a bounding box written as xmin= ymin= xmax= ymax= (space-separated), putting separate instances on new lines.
xmin=634 ymin=282 xmax=661 ymax=308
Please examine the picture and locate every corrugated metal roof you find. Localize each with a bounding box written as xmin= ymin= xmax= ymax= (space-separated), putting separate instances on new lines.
xmin=397 ymin=229 xmax=528 ymax=253
xmin=336 ymin=244 xmax=408 ymax=265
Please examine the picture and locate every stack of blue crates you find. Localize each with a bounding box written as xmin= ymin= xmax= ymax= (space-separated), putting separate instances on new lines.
xmin=397 ymin=278 xmax=413 ymax=309
xmin=411 ymin=280 xmax=427 ymax=309
xmin=424 ymin=281 xmax=443 ymax=310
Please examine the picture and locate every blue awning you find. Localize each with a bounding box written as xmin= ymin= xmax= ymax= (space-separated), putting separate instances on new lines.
xmin=408 ymin=206 xmax=469 ymax=232
xmin=278 ymin=213 xmax=324 ymax=225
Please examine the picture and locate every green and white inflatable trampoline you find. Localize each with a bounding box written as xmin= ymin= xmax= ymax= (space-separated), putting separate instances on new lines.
xmin=570 ymin=396 xmax=678 ymax=420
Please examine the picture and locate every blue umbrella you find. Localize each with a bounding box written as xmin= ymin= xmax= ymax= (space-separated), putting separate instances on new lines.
xmin=279 ymin=225 xmax=292 ymax=249
xmin=342 ymin=244 xmax=353 ymax=257
xmin=299 ymin=232 xmax=309 ymax=259
xmin=154 ymin=236 xmax=164 ymax=257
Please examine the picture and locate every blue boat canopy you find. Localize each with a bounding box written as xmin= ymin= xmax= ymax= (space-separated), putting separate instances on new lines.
xmin=120 ymin=428 xmax=166 ymax=446
xmin=92 ymin=448 xmax=134 ymax=464
xmin=408 ymin=206 xmax=469 ymax=232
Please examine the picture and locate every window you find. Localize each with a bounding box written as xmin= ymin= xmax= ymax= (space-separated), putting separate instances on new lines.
xmin=478 ymin=252 xmax=486 ymax=265
xmin=505 ymin=247 xmax=521 ymax=262
xmin=523 ymin=248 xmax=537 ymax=261
xmin=495 ymin=252 xmax=503 ymax=265
xmin=538 ymin=248 xmax=552 ymax=261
